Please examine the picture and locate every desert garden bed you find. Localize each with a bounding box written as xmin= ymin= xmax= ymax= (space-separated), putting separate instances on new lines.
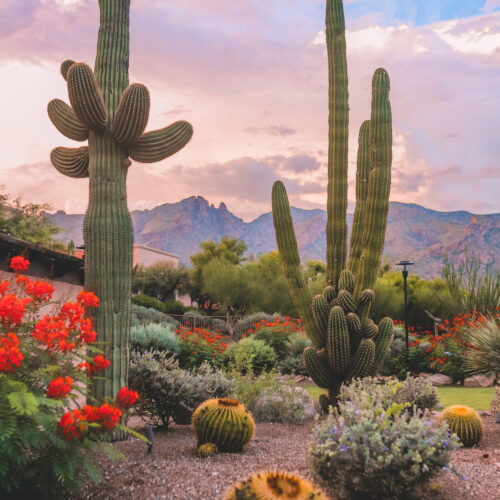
xmin=74 ymin=414 xmax=500 ymax=500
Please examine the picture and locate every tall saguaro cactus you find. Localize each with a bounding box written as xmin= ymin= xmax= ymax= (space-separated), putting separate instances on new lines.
xmin=272 ymin=0 xmax=394 ymax=411
xmin=48 ymin=0 xmax=193 ymax=401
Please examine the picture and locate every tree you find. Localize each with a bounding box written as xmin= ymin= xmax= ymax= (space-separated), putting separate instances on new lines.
xmin=0 ymin=186 xmax=64 ymax=250
xmin=132 ymin=262 xmax=189 ymax=302
xmin=189 ymin=237 xmax=247 ymax=308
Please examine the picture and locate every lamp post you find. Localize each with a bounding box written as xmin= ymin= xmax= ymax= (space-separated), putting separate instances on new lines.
xmin=396 ymin=260 xmax=414 ymax=372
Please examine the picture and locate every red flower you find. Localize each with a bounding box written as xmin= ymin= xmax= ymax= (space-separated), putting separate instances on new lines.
xmin=92 ymin=355 xmax=111 ymax=373
xmin=0 ymin=294 xmax=31 ymax=326
xmin=78 ymin=318 xmax=97 ymax=344
xmin=77 ymin=291 xmax=99 ymax=308
xmin=59 ymin=409 xmax=87 ymax=440
xmin=47 ymin=376 xmax=73 ymax=399
xmin=32 ymin=316 xmax=74 ymax=352
xmin=116 ymin=387 xmax=139 ymax=408
xmin=0 ymin=281 xmax=9 ymax=297
xmin=0 ymin=333 xmax=23 ymax=372
xmin=84 ymin=403 xmax=121 ymax=430
xmin=25 ymin=280 xmax=54 ymax=302
xmin=10 ymin=256 xmax=29 ymax=273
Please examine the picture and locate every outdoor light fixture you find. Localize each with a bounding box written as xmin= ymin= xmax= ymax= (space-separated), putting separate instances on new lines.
xmin=396 ymin=260 xmax=414 ymax=372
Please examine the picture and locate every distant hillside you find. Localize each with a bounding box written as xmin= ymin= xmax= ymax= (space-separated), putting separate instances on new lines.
xmin=50 ymin=196 xmax=500 ymax=279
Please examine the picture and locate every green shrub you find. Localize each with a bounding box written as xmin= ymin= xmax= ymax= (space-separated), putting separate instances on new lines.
xmin=224 ymin=338 xmax=277 ymax=375
xmin=163 ymin=300 xmax=186 ymax=315
xmin=253 ymin=383 xmax=316 ymax=424
xmin=464 ymin=315 xmax=500 ymax=376
xmin=309 ymin=391 xmax=460 ymax=499
xmin=337 ymin=377 xmax=396 ymax=411
xmin=234 ymin=312 xmax=275 ymax=339
xmin=394 ymin=375 xmax=439 ymax=412
xmin=132 ymin=293 xmax=164 ymax=312
xmin=278 ymin=334 xmax=311 ymax=375
xmin=130 ymin=322 xmax=180 ymax=355
xmin=131 ymin=303 xmax=180 ymax=327
xmin=128 ymin=351 xmax=232 ymax=429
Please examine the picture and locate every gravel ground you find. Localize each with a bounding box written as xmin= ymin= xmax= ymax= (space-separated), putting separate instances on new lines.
xmin=75 ymin=415 xmax=500 ymax=500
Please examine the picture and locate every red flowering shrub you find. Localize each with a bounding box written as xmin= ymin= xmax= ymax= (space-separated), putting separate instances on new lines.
xmin=0 ymin=257 xmax=143 ymax=497
xmin=116 ymin=387 xmax=139 ymax=408
xmin=47 ymin=376 xmax=73 ymax=399
xmin=176 ymin=324 xmax=229 ymax=369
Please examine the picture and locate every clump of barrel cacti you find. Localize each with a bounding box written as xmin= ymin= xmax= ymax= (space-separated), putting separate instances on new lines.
xmin=224 ymin=470 xmax=329 ymax=500
xmin=439 ymin=405 xmax=484 ymax=447
xmin=192 ymin=398 xmax=254 ymax=452
xmin=47 ymin=0 xmax=193 ymax=403
xmin=197 ymin=442 xmax=219 ymax=458
xmin=272 ymin=0 xmax=394 ymax=412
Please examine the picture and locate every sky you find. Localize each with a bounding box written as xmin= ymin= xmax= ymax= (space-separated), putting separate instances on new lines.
xmin=1 ymin=0 xmax=499 ymax=221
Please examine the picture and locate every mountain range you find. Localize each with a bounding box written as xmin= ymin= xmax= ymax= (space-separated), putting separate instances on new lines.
xmin=50 ymin=196 xmax=500 ymax=279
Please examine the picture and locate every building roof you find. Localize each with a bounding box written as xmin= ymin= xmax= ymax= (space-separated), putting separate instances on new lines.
xmin=0 ymin=232 xmax=84 ymax=284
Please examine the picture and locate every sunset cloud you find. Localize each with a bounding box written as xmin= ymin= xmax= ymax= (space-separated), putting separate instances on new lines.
xmin=0 ymin=1 xmax=499 ymax=220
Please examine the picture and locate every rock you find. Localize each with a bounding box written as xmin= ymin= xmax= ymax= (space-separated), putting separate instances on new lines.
xmin=464 ymin=374 xmax=496 ymax=388
xmin=418 ymin=373 xmax=433 ymax=379
xmin=496 ymin=376 xmax=500 ymax=386
xmin=427 ymin=374 xmax=453 ymax=386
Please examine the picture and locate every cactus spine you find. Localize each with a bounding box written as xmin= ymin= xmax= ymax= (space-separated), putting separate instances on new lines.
xmin=47 ymin=0 xmax=192 ymax=403
xmin=225 ymin=471 xmax=329 ymax=500
xmin=439 ymin=405 xmax=484 ymax=447
xmin=272 ymin=0 xmax=393 ymax=410
xmin=192 ymin=398 xmax=255 ymax=452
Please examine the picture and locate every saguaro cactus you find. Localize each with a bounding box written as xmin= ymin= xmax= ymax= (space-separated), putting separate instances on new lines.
xmin=272 ymin=0 xmax=393 ymax=411
xmin=48 ymin=0 xmax=193 ymax=401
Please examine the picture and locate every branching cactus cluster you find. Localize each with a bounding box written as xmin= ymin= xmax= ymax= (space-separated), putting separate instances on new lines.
xmin=272 ymin=0 xmax=394 ymax=411
xmin=47 ymin=0 xmax=193 ymax=401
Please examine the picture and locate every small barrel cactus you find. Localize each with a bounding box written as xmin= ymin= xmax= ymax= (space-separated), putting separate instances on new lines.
xmin=197 ymin=442 xmax=219 ymax=458
xmin=192 ymin=398 xmax=254 ymax=452
xmin=224 ymin=470 xmax=329 ymax=500
xmin=439 ymin=405 xmax=484 ymax=447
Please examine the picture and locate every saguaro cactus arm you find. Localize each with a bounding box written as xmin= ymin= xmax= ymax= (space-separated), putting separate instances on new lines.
xmin=50 ymin=146 xmax=89 ymax=178
xmin=348 ymin=120 xmax=370 ymax=276
xmin=129 ymin=121 xmax=193 ymax=163
xmin=355 ymin=68 xmax=392 ymax=302
xmin=326 ymin=0 xmax=349 ymax=286
xmin=47 ymin=99 xmax=89 ymax=142
xmin=272 ymin=181 xmax=322 ymax=347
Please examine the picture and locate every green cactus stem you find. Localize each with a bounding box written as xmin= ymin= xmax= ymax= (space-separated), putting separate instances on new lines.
xmin=271 ymin=0 xmax=394 ymax=405
xmin=48 ymin=0 xmax=193 ymax=406
xmin=355 ymin=68 xmax=392 ymax=304
xmin=326 ymin=0 xmax=349 ymax=287
xmin=348 ymin=120 xmax=370 ymax=276
xmin=271 ymin=181 xmax=322 ymax=347
xmin=47 ymin=99 xmax=89 ymax=141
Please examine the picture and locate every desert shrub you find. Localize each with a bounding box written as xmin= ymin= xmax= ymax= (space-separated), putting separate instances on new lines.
xmin=233 ymin=312 xmax=276 ymax=339
xmin=337 ymin=377 xmax=396 ymax=411
xmin=131 ymin=303 xmax=180 ymax=327
xmin=130 ymin=322 xmax=180 ymax=355
xmin=394 ymin=375 xmax=439 ymax=412
xmin=464 ymin=314 xmax=500 ymax=375
xmin=246 ymin=316 xmax=302 ymax=360
xmin=309 ymin=391 xmax=460 ymax=499
xmin=278 ymin=334 xmax=311 ymax=375
xmin=232 ymin=371 xmax=315 ymax=423
xmin=128 ymin=351 xmax=232 ymax=429
xmin=253 ymin=384 xmax=316 ymax=424
xmin=163 ymin=300 xmax=186 ymax=315
xmin=132 ymin=293 xmax=164 ymax=312
xmin=223 ymin=338 xmax=277 ymax=375
xmin=176 ymin=325 xmax=229 ymax=370
xmin=0 ymin=257 xmax=140 ymax=498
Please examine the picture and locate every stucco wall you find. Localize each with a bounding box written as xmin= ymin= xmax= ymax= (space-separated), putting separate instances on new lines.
xmin=133 ymin=245 xmax=179 ymax=268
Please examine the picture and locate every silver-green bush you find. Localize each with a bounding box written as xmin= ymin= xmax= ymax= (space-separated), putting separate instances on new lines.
xmin=130 ymin=322 xmax=181 ymax=355
xmin=128 ymin=351 xmax=233 ymax=429
xmin=309 ymin=391 xmax=459 ymax=499
xmin=394 ymin=375 xmax=439 ymax=412
xmin=224 ymin=337 xmax=277 ymax=375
